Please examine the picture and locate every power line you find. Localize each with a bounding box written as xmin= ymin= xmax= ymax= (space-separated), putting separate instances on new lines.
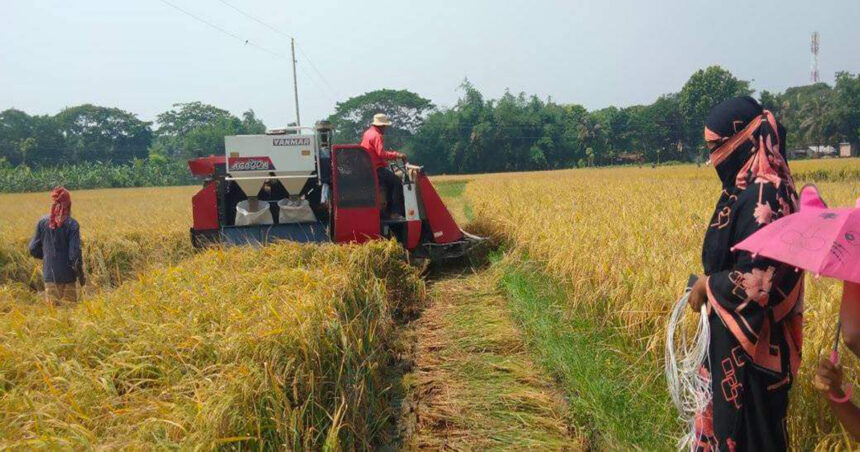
xmin=298 ymin=64 xmax=336 ymax=104
xmin=156 ymin=0 xmax=291 ymax=62
xmin=158 ymin=0 xmax=344 ymax=114
xmin=212 ymin=0 xmax=339 ymax=97
xmin=296 ymin=44 xmax=339 ymax=97
xmin=215 ymin=0 xmax=290 ymax=39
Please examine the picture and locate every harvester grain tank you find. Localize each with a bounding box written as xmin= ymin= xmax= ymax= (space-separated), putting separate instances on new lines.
xmin=187 ymin=121 xmax=481 ymax=261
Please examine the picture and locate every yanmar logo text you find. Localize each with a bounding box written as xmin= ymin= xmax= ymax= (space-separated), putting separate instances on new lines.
xmin=228 ymin=157 xmax=275 ymax=171
xmin=273 ymin=137 xmax=311 ymax=146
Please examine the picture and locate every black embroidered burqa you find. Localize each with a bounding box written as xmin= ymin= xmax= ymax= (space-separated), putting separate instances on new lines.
xmin=694 ymin=96 xmax=804 ymax=451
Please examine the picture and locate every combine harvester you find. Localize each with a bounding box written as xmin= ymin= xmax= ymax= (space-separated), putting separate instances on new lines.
xmin=187 ymin=121 xmax=482 ymax=261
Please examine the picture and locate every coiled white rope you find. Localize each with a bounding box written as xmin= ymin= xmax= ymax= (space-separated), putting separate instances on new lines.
xmin=665 ymin=288 xmax=712 ymax=451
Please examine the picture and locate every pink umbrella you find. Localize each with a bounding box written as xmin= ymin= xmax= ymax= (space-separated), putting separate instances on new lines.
xmin=734 ymin=185 xmax=860 ymax=399
xmin=734 ymin=184 xmax=860 ymax=284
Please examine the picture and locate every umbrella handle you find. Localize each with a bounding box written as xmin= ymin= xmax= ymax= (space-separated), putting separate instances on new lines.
xmin=832 ymin=320 xmax=842 ymax=365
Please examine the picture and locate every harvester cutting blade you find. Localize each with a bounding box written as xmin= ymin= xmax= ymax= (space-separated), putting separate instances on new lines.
xmin=422 ymin=228 xmax=489 ymax=264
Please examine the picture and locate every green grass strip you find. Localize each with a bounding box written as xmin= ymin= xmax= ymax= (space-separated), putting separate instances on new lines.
xmin=495 ymin=254 xmax=678 ymax=449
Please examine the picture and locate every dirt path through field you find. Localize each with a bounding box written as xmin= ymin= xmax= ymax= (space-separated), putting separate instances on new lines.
xmin=396 ymin=268 xmax=582 ymax=450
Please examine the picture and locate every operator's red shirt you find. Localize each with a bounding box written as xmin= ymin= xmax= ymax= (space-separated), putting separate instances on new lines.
xmin=360 ymin=125 xmax=400 ymax=169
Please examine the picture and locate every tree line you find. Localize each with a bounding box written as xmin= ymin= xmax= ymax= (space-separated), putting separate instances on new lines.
xmin=0 ymin=102 xmax=265 ymax=168
xmin=2 ymin=66 xmax=858 ymax=180
xmin=331 ymin=67 xmax=858 ymax=174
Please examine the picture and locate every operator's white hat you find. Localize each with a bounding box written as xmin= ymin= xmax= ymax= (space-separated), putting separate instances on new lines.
xmin=372 ymin=113 xmax=392 ymax=126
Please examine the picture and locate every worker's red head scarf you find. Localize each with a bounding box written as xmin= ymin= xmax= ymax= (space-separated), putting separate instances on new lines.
xmin=49 ymin=186 xmax=71 ymax=229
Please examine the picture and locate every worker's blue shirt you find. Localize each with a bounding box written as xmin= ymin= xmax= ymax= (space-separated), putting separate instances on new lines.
xmin=28 ymin=215 xmax=82 ymax=284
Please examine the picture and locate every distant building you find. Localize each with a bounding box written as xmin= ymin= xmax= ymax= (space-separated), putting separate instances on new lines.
xmin=615 ymin=152 xmax=645 ymax=165
xmin=840 ymin=142 xmax=853 ymax=158
xmin=809 ymin=145 xmax=837 ymax=157
xmin=789 ymin=148 xmax=810 ymax=159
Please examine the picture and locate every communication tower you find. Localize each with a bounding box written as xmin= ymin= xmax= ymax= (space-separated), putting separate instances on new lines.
xmin=811 ymin=32 xmax=820 ymax=83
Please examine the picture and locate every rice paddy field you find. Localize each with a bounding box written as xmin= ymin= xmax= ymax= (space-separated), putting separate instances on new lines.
xmin=463 ymin=157 xmax=860 ymax=449
xmin=0 ymin=157 xmax=857 ymax=449
xmin=0 ymin=186 xmax=428 ymax=448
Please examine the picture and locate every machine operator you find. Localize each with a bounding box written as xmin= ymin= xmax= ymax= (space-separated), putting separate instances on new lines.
xmin=360 ymin=113 xmax=406 ymax=219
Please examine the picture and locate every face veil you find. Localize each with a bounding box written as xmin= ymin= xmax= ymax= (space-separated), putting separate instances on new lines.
xmin=704 ymin=96 xmax=794 ymax=192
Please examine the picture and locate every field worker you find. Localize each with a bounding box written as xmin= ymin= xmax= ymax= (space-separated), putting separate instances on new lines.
xmin=686 ymin=96 xmax=803 ymax=451
xmin=360 ymin=113 xmax=406 ymax=218
xmin=814 ymin=282 xmax=860 ymax=440
xmin=28 ymin=186 xmax=84 ymax=305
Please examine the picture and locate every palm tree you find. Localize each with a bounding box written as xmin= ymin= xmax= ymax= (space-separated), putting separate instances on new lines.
xmin=577 ymin=117 xmax=603 ymax=163
xmin=798 ymin=92 xmax=831 ymax=149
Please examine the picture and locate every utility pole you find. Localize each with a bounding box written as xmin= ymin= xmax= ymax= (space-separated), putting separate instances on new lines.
xmin=291 ymin=37 xmax=301 ymax=126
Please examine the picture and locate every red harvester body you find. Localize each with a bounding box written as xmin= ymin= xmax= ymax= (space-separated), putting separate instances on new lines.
xmin=188 ymin=122 xmax=480 ymax=261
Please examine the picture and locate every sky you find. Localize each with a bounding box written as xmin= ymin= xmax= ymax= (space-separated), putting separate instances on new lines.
xmin=2 ymin=0 xmax=859 ymax=128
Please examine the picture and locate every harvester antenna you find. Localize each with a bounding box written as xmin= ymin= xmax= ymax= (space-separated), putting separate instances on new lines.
xmin=811 ymin=31 xmax=820 ymax=84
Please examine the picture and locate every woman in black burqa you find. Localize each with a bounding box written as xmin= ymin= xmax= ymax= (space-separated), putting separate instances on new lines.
xmin=686 ymin=96 xmax=804 ymax=451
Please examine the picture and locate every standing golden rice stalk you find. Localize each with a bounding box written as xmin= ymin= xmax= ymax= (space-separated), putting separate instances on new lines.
xmin=465 ymin=160 xmax=859 ymax=449
xmin=0 ymin=240 xmax=424 ymax=449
